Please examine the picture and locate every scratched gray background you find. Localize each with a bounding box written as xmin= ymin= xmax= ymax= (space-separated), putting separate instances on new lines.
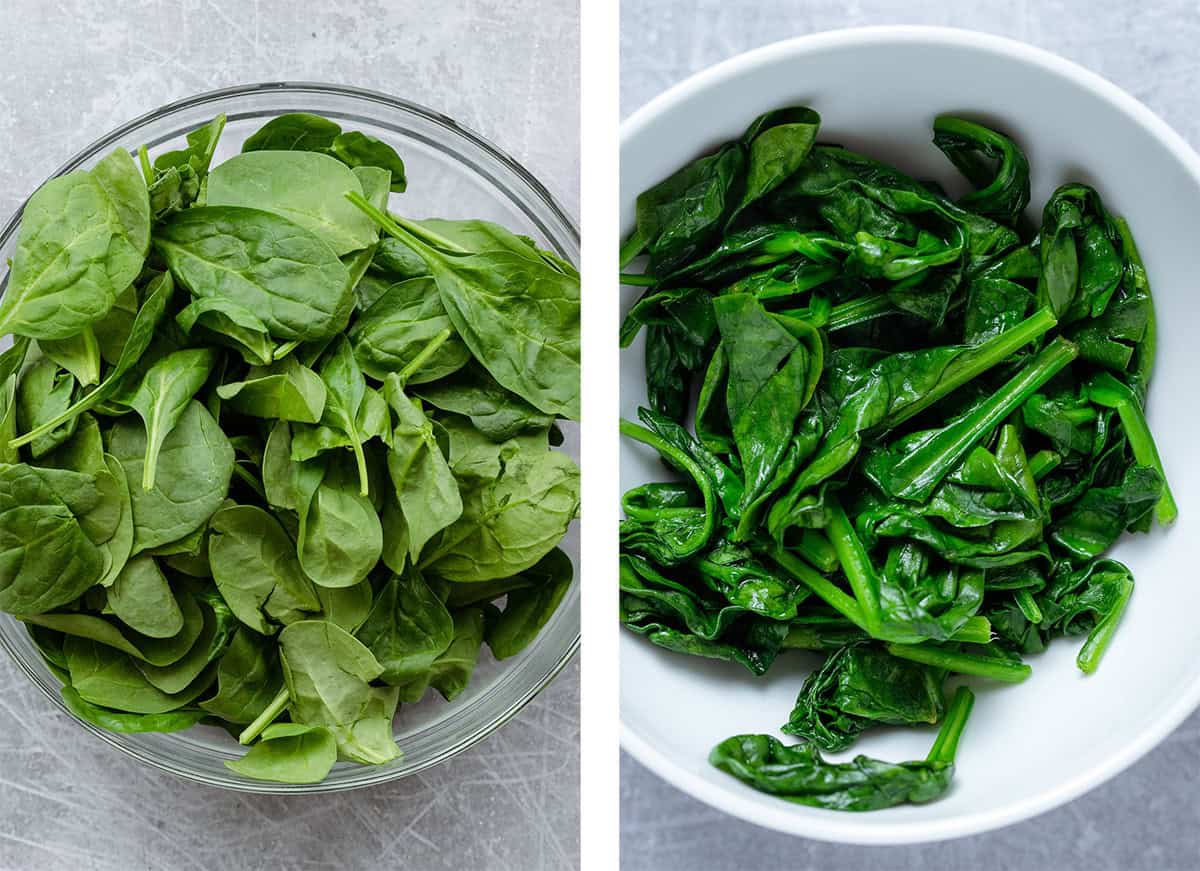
xmin=621 ymin=1 xmax=1200 ymax=869
xmin=0 ymin=2 xmax=580 ymax=870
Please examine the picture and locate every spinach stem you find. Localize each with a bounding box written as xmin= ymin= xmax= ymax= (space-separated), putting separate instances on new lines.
xmin=346 ymin=192 xmax=465 ymax=257
xmin=619 ymin=228 xmax=647 ymax=269
xmin=926 ymin=685 xmax=975 ymax=764
xmin=1015 ymin=589 xmax=1043 ymax=624
xmin=886 ymin=642 xmax=1032 ymax=683
xmin=396 ymin=329 xmax=452 ymax=386
xmin=770 ymin=548 xmax=869 ymax=632
xmin=137 ymin=144 xmax=154 ymax=185
xmin=884 ymin=306 xmax=1058 ymax=430
xmin=1076 ymin=574 xmax=1133 ymax=673
xmin=881 ymin=337 xmax=1078 ymax=501
xmin=1087 ymin=372 xmax=1177 ymax=525
xmin=826 ymin=497 xmax=883 ymax=637
xmin=826 ymin=295 xmax=896 ymax=331
xmin=238 ymin=686 xmax=290 ymax=745
xmin=619 ymin=272 xmax=656 ymax=286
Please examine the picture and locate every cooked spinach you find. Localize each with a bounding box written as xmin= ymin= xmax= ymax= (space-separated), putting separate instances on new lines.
xmin=621 ymin=108 xmax=1174 ymax=810
xmin=0 ymin=112 xmax=578 ymax=785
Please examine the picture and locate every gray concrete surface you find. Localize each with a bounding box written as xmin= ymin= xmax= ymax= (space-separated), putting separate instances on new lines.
xmin=621 ymin=2 xmax=1200 ymax=869
xmin=0 ymin=2 xmax=579 ymax=870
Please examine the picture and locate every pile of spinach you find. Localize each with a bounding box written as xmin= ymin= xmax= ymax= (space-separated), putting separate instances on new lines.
xmin=0 ymin=112 xmax=580 ymax=785
xmin=620 ymin=109 xmax=1173 ymax=811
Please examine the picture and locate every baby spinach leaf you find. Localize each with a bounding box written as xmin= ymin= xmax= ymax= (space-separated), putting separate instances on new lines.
xmin=486 ymin=547 xmax=572 ymax=659
xmin=176 ymin=296 xmax=275 ymax=366
xmin=61 ymin=685 xmax=206 ymax=733
xmin=349 ymin=196 xmax=580 ymax=419
xmin=216 ymin=355 xmax=327 ymax=424
xmin=126 ymin=348 xmax=217 ymax=490
xmin=0 ymin=149 xmax=150 ymax=339
xmin=107 ymin=556 xmax=184 ymax=639
xmin=207 ymin=151 xmax=377 ymax=257
xmin=384 ymin=375 xmax=463 ymax=561
xmin=199 ymin=628 xmax=283 ymax=724
xmin=155 ymin=206 xmax=352 ymax=341
xmin=243 ymin=113 xmax=340 ymax=153
xmin=349 ymin=276 xmax=470 ymax=383
xmin=415 ymin=362 xmax=555 ymax=441
xmin=355 ymin=569 xmax=453 ymax=692
xmin=8 ymin=271 xmax=173 ymax=451
xmin=225 ymin=722 xmax=337 ymax=784
xmin=420 ymin=445 xmax=579 ymax=582
xmin=0 ymin=464 xmax=105 ymax=614
xmin=209 ymin=505 xmax=321 ymax=632
xmin=107 ymin=401 xmax=234 ymax=552
xmin=296 ymin=456 xmax=383 ymax=588
xmin=278 ymin=620 xmax=401 ymax=764
xmin=16 ymin=355 xmax=79 ymax=458
xmin=427 ymin=607 xmax=487 ymax=701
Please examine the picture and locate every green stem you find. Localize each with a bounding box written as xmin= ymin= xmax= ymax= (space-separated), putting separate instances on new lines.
xmin=826 ymin=497 xmax=883 ymax=637
xmin=346 ymin=192 xmax=465 ymax=257
xmin=272 ymin=340 xmax=301 ymax=362
xmin=926 ymin=685 xmax=975 ymax=764
xmin=792 ymin=529 xmax=838 ymax=573
xmin=1076 ymin=575 xmax=1133 ymax=674
xmin=826 ymin=295 xmax=897 ymax=331
xmin=619 ymin=227 xmax=647 ymax=269
xmin=1029 ymin=450 xmax=1061 ymax=480
xmin=885 ymin=306 xmax=1058 ymax=430
xmin=137 ymin=144 xmax=154 ymax=185
xmin=952 ymin=616 xmax=994 ymax=645
xmin=886 ymin=642 xmax=1032 ymax=683
xmin=1087 ymin=372 xmax=1176 ymax=526
xmin=238 ymin=687 xmax=290 ymax=745
xmin=619 ymin=272 xmax=657 ymax=286
xmin=1015 ymin=589 xmax=1043 ymax=624
xmin=882 ymin=337 xmax=1078 ymax=502
xmin=397 ymin=329 xmax=452 ymax=386
xmin=781 ymin=615 xmax=991 ymax=649
xmin=770 ymin=548 xmax=868 ymax=632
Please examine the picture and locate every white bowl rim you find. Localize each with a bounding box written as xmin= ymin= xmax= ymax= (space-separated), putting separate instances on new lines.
xmin=619 ymin=24 xmax=1200 ymax=845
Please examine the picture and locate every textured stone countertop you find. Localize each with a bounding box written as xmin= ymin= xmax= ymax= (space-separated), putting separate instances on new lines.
xmin=621 ymin=2 xmax=1200 ymax=869
xmin=0 ymin=2 xmax=579 ymax=869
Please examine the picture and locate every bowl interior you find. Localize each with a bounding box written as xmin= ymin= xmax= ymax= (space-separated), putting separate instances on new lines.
xmin=620 ymin=28 xmax=1200 ymax=843
xmin=0 ymin=84 xmax=579 ymax=793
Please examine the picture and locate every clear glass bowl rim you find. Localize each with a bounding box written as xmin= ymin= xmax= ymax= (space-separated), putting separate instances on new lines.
xmin=0 ymin=80 xmax=580 ymax=794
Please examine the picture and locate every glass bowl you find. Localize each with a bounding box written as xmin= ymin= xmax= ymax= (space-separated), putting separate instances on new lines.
xmin=0 ymin=82 xmax=580 ymax=793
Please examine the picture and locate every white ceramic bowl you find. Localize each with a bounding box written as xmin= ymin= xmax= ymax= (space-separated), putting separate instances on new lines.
xmin=620 ymin=26 xmax=1200 ymax=844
